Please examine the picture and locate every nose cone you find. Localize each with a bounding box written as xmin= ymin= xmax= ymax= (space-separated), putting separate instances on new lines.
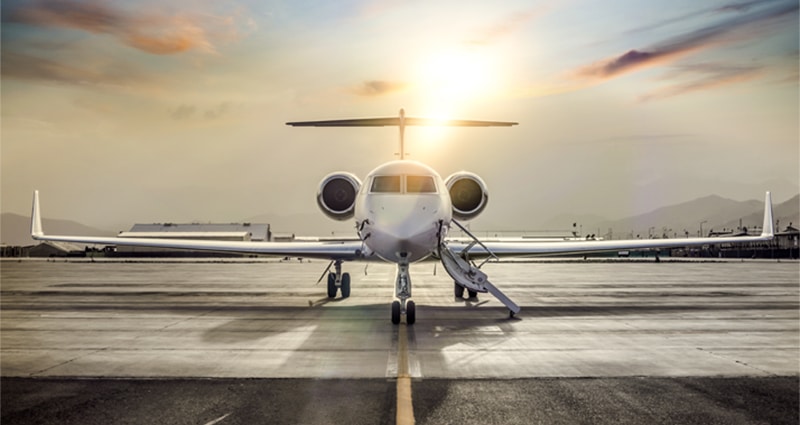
xmin=362 ymin=195 xmax=444 ymax=263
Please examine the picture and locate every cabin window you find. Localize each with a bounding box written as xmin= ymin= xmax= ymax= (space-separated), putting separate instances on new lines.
xmin=406 ymin=175 xmax=436 ymax=193
xmin=371 ymin=175 xmax=401 ymax=193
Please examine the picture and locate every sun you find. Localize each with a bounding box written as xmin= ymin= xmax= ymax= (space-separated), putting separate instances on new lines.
xmin=414 ymin=47 xmax=497 ymax=115
xmin=407 ymin=46 xmax=501 ymax=148
xmin=420 ymin=49 xmax=489 ymax=97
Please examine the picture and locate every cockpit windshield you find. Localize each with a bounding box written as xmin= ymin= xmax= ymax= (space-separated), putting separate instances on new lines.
xmin=406 ymin=176 xmax=436 ymax=193
xmin=371 ymin=175 xmax=401 ymax=193
xmin=370 ymin=175 xmax=437 ymax=194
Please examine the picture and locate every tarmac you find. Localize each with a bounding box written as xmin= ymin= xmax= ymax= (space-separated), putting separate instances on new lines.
xmin=1 ymin=258 xmax=798 ymax=424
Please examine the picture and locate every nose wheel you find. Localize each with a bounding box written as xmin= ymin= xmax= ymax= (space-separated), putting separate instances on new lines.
xmin=392 ymin=299 xmax=415 ymax=325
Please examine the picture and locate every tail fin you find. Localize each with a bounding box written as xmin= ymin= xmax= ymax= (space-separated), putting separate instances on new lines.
xmin=31 ymin=190 xmax=44 ymax=239
xmin=761 ymin=191 xmax=774 ymax=238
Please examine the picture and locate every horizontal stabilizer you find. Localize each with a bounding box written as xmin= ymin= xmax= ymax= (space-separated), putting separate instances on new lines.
xmin=287 ymin=110 xmax=517 ymax=127
xmin=288 ymin=109 xmax=517 ymax=160
xmin=287 ymin=117 xmax=517 ymax=127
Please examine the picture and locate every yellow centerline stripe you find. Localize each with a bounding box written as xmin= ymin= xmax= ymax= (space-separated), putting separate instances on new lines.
xmin=396 ymin=324 xmax=415 ymax=425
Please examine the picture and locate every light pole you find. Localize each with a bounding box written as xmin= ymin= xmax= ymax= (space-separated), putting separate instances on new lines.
xmin=700 ymin=220 xmax=707 ymax=237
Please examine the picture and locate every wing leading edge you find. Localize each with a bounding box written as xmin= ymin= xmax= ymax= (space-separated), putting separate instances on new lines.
xmin=30 ymin=191 xmax=363 ymax=260
xmin=451 ymin=192 xmax=776 ymax=258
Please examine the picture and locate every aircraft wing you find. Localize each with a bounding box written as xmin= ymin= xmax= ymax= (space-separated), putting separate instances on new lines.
xmin=449 ymin=192 xmax=776 ymax=258
xmin=30 ymin=191 xmax=364 ymax=261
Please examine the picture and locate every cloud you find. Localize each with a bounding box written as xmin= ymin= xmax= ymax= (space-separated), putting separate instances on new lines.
xmin=4 ymin=0 xmax=246 ymax=55
xmin=123 ymin=16 xmax=215 ymax=55
xmin=465 ymin=10 xmax=540 ymax=46
xmin=169 ymin=102 xmax=234 ymax=121
xmin=715 ymin=0 xmax=770 ymax=13
xmin=624 ymin=0 xmax=773 ymax=36
xmin=349 ymin=80 xmax=407 ymax=97
xmin=1 ymin=48 xmax=155 ymax=88
xmin=6 ymin=0 xmax=120 ymax=33
xmin=579 ymin=49 xmax=687 ymax=79
xmin=203 ymin=102 xmax=230 ymax=120
xmin=639 ymin=63 xmax=763 ymax=102
xmin=171 ymin=104 xmax=197 ymax=120
xmin=577 ymin=0 xmax=798 ymax=80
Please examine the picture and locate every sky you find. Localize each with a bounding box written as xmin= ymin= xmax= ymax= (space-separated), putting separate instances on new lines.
xmin=2 ymin=0 xmax=798 ymax=234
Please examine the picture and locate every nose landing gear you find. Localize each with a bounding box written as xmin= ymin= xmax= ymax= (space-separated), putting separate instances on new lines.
xmin=392 ymin=262 xmax=416 ymax=325
xmin=391 ymin=299 xmax=415 ymax=325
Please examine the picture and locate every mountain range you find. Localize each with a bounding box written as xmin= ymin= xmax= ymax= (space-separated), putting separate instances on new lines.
xmin=1 ymin=215 xmax=117 ymax=247
xmin=2 ymin=194 xmax=798 ymax=246
xmin=563 ymin=195 xmax=798 ymax=239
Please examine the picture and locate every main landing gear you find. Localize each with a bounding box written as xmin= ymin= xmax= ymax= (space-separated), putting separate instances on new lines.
xmin=326 ymin=260 xmax=351 ymax=299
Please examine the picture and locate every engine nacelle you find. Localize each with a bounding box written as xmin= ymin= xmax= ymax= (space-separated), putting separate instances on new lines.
xmin=317 ymin=172 xmax=362 ymax=221
xmin=444 ymin=171 xmax=488 ymax=221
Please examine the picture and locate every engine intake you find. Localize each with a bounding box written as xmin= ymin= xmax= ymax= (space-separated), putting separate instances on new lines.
xmin=445 ymin=171 xmax=488 ymax=221
xmin=317 ymin=172 xmax=361 ymax=220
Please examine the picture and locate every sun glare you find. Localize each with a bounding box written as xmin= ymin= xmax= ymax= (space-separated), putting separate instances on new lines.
xmin=407 ymin=46 xmax=501 ymax=150
xmin=415 ymin=47 xmax=496 ymax=115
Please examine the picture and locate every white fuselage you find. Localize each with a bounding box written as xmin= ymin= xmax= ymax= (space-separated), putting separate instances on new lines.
xmin=354 ymin=160 xmax=452 ymax=264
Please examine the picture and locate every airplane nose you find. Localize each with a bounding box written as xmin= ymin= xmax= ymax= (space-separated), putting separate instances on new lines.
xmin=367 ymin=221 xmax=437 ymax=262
xmin=362 ymin=198 xmax=441 ymax=263
xmin=372 ymin=216 xmax=434 ymax=240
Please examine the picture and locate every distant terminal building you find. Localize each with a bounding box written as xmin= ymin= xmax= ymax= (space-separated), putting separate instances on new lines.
xmin=27 ymin=241 xmax=87 ymax=258
xmin=675 ymin=224 xmax=799 ymax=259
xmin=114 ymin=222 xmax=270 ymax=257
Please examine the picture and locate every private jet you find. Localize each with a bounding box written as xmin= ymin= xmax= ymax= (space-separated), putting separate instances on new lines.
xmin=30 ymin=109 xmax=775 ymax=324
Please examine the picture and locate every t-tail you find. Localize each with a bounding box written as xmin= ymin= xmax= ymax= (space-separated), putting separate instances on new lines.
xmin=286 ymin=109 xmax=518 ymax=160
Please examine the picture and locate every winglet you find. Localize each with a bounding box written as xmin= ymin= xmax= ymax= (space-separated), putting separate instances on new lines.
xmin=761 ymin=191 xmax=774 ymax=238
xmin=31 ymin=190 xmax=44 ymax=239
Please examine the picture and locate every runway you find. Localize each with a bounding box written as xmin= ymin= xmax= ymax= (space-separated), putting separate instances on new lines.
xmin=2 ymin=258 xmax=798 ymax=423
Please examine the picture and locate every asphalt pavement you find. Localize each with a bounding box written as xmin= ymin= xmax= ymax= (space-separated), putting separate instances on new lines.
xmin=2 ymin=259 xmax=798 ymax=424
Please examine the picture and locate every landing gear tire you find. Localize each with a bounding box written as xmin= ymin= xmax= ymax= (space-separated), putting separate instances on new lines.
xmin=509 ymin=310 xmax=515 ymax=318
xmin=391 ymin=301 xmax=401 ymax=325
xmin=467 ymin=290 xmax=478 ymax=299
xmin=341 ymin=273 xmax=351 ymax=298
xmin=454 ymin=283 xmax=465 ymax=298
xmin=406 ymin=300 xmax=416 ymax=325
xmin=327 ymin=273 xmax=337 ymax=298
